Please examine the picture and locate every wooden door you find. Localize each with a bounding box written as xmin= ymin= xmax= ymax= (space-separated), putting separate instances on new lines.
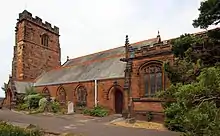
xmin=115 ymin=90 xmax=123 ymax=114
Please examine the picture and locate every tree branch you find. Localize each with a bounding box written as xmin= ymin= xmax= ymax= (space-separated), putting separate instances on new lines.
xmin=197 ymin=96 xmax=220 ymax=108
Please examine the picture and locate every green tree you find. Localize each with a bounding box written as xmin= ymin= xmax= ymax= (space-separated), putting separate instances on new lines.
xmin=193 ymin=0 xmax=220 ymax=29
xmin=159 ymin=67 xmax=220 ymax=136
xmin=159 ymin=1 xmax=220 ymax=135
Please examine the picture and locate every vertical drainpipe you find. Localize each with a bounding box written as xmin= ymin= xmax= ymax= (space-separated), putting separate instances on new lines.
xmin=95 ymin=79 xmax=98 ymax=107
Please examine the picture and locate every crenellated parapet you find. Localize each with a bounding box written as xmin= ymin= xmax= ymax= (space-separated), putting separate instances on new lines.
xmin=17 ymin=10 xmax=59 ymax=35
xmin=129 ymin=40 xmax=172 ymax=59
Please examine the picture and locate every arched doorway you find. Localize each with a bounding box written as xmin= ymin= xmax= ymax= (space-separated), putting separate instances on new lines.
xmin=114 ymin=89 xmax=123 ymax=114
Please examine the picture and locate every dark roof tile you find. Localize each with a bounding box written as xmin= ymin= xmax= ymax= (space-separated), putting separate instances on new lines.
xmin=34 ymin=38 xmax=158 ymax=86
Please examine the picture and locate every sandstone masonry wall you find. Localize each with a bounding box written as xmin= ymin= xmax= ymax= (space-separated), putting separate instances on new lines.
xmin=12 ymin=10 xmax=61 ymax=81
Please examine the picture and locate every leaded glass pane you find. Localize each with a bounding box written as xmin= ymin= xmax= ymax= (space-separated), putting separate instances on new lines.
xmin=77 ymin=86 xmax=87 ymax=106
xmin=150 ymin=73 xmax=156 ymax=95
xmin=144 ymin=75 xmax=149 ymax=96
xmin=156 ymin=72 xmax=162 ymax=91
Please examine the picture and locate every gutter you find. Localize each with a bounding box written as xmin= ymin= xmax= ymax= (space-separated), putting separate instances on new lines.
xmin=34 ymin=77 xmax=124 ymax=87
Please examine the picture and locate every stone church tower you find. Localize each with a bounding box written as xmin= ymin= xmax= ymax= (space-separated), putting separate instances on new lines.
xmin=12 ymin=10 xmax=61 ymax=81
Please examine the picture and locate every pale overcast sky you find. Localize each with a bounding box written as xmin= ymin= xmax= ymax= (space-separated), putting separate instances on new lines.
xmin=0 ymin=0 xmax=219 ymax=97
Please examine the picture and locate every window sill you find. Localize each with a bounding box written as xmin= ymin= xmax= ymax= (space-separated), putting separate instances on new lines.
xmin=132 ymin=97 xmax=162 ymax=102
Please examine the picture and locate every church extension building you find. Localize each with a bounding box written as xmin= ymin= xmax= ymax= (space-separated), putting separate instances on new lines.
xmin=4 ymin=10 xmax=215 ymax=122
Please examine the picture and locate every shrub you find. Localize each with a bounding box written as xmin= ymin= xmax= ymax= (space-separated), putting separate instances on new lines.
xmin=24 ymin=94 xmax=43 ymax=109
xmin=0 ymin=121 xmax=43 ymax=136
xmin=51 ymin=101 xmax=61 ymax=113
xmin=38 ymin=98 xmax=47 ymax=112
xmin=160 ymin=67 xmax=220 ymax=135
xmin=82 ymin=106 xmax=108 ymax=117
xmin=17 ymin=103 xmax=29 ymax=111
xmin=16 ymin=94 xmax=25 ymax=105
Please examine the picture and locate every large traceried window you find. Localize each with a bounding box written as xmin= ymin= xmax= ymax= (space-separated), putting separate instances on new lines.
xmin=141 ymin=63 xmax=163 ymax=97
xmin=76 ymin=86 xmax=87 ymax=107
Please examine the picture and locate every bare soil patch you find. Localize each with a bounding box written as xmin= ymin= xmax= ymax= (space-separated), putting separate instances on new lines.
xmin=111 ymin=120 xmax=167 ymax=131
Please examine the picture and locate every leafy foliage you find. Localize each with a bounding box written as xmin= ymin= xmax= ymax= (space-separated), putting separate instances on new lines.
xmin=24 ymin=94 xmax=43 ymax=109
xmin=159 ymin=67 xmax=220 ymax=135
xmin=15 ymin=94 xmax=25 ymax=105
xmin=17 ymin=103 xmax=29 ymax=111
xmin=166 ymin=28 xmax=220 ymax=84
xmin=16 ymin=89 xmax=63 ymax=114
xmin=51 ymin=101 xmax=61 ymax=113
xmin=193 ymin=0 xmax=220 ymax=29
xmin=0 ymin=121 xmax=43 ymax=136
xmin=164 ymin=59 xmax=200 ymax=84
xmin=160 ymin=32 xmax=220 ymax=135
xmin=83 ymin=106 xmax=109 ymax=117
xmin=160 ymin=4 xmax=220 ymax=134
xmin=171 ymin=34 xmax=204 ymax=59
xmin=37 ymin=97 xmax=48 ymax=112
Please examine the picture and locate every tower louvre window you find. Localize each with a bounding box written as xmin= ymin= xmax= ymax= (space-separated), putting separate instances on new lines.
xmin=41 ymin=34 xmax=49 ymax=47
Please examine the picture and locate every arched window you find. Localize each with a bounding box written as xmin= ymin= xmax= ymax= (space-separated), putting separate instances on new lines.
xmin=140 ymin=62 xmax=163 ymax=97
xmin=42 ymin=88 xmax=50 ymax=97
xmin=41 ymin=34 xmax=49 ymax=47
xmin=57 ymin=87 xmax=66 ymax=104
xmin=75 ymin=86 xmax=87 ymax=107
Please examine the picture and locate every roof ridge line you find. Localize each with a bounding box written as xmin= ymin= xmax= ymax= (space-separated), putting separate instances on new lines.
xmin=67 ymin=37 xmax=158 ymax=62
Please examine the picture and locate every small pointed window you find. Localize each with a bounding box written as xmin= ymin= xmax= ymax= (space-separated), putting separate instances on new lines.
xmin=41 ymin=34 xmax=49 ymax=47
xmin=42 ymin=88 xmax=50 ymax=97
xmin=57 ymin=87 xmax=66 ymax=104
xmin=76 ymin=86 xmax=87 ymax=107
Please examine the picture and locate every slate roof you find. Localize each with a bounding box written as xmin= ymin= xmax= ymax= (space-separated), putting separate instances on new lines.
xmin=34 ymin=38 xmax=158 ymax=86
xmin=14 ymin=81 xmax=34 ymax=94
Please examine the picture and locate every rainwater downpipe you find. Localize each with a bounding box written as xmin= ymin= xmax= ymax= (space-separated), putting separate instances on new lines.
xmin=94 ymin=79 xmax=98 ymax=107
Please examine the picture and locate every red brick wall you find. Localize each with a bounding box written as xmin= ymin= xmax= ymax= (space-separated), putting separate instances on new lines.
xmin=35 ymin=54 xmax=174 ymax=115
xmin=133 ymin=101 xmax=163 ymax=112
xmin=130 ymin=54 xmax=173 ymax=112
xmin=131 ymin=54 xmax=173 ymax=97
xmin=35 ymin=78 xmax=126 ymax=113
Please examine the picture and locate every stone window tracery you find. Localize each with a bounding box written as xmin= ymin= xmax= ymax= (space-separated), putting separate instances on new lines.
xmin=76 ymin=86 xmax=87 ymax=107
xmin=57 ymin=87 xmax=66 ymax=104
xmin=141 ymin=63 xmax=163 ymax=96
xmin=42 ymin=88 xmax=50 ymax=96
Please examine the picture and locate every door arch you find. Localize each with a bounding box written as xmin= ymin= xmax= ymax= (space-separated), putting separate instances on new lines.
xmin=114 ymin=89 xmax=123 ymax=114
